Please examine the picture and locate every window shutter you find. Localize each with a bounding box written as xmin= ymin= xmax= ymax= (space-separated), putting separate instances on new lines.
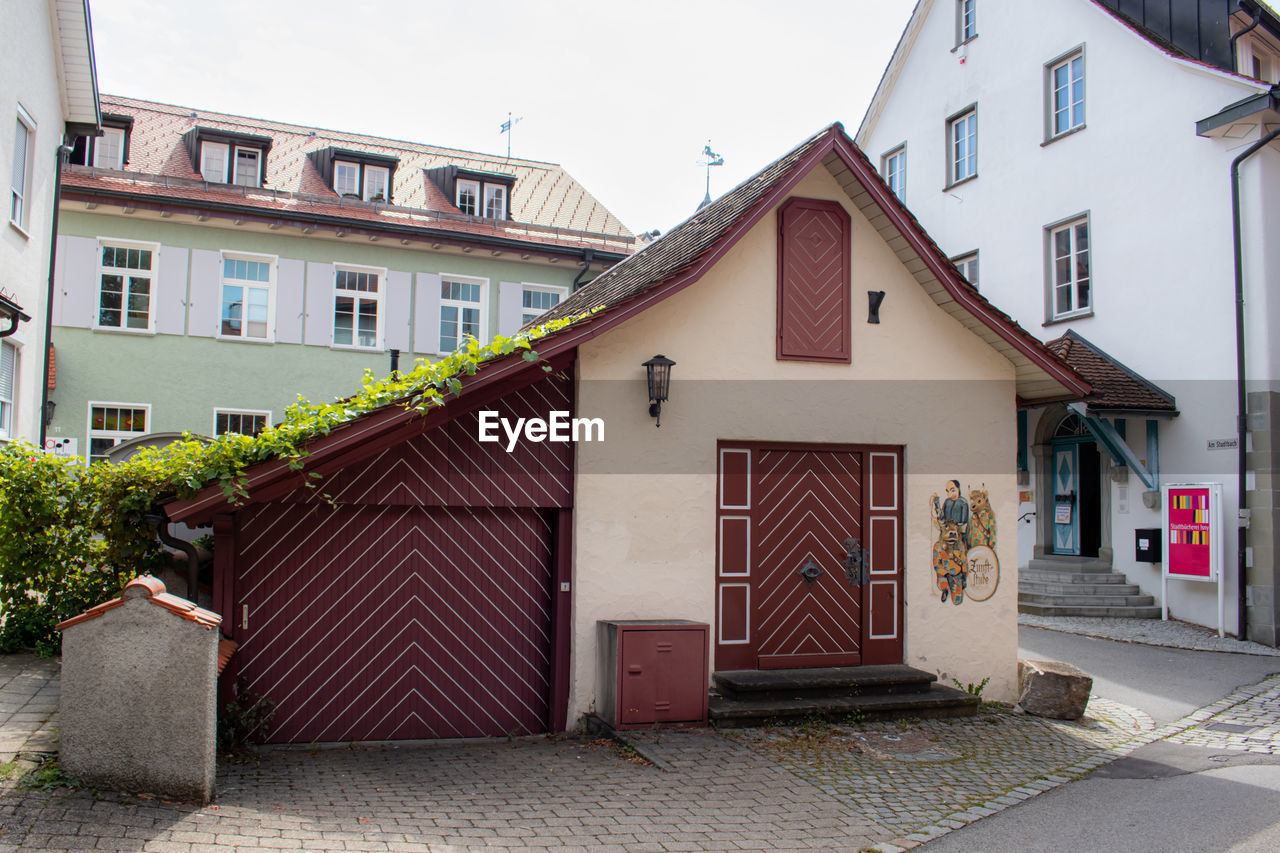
xmin=304 ymin=263 xmax=335 ymax=346
xmin=777 ymin=197 xmax=851 ymax=363
xmin=496 ymin=281 xmax=524 ymax=337
xmin=188 ymin=249 xmax=222 ymax=338
xmin=385 ymin=271 xmax=411 ymax=352
xmin=0 ymin=342 xmax=15 ymax=401
xmin=413 ymin=273 xmax=442 ymax=355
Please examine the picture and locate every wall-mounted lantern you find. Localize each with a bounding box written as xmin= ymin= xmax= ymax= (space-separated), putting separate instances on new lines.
xmin=643 ymin=354 xmax=676 ymax=428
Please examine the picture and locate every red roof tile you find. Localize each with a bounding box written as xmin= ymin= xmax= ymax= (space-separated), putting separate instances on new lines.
xmin=1045 ymin=331 xmax=1176 ymax=414
xmin=56 ymin=575 xmax=222 ymax=631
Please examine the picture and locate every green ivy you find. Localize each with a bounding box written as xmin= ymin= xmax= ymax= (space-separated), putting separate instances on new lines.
xmin=0 ymin=315 xmax=595 ymax=654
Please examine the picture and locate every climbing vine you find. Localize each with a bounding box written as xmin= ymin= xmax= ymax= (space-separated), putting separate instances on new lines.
xmin=0 ymin=315 xmax=592 ymax=654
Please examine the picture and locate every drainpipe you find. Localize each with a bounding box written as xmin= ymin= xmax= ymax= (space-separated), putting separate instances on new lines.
xmin=389 ymin=348 xmax=400 ymax=376
xmin=1231 ymin=1 xmax=1263 ymax=73
xmin=571 ymin=249 xmax=596 ymax=292
xmin=39 ymin=141 xmax=74 ymax=447
xmin=145 ymin=510 xmax=201 ymax=602
xmin=1230 ymin=123 xmax=1280 ymax=641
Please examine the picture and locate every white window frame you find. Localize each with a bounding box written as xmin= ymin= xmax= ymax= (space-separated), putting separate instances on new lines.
xmin=95 ymin=238 xmax=160 ymax=333
xmin=881 ymin=144 xmax=907 ymax=202
xmin=201 ymin=141 xmax=229 ymax=183
xmin=947 ymin=107 xmax=978 ymax=186
xmin=93 ymin=126 xmax=126 ymax=170
xmin=438 ymin=274 xmax=488 ymax=353
xmin=956 ymin=0 xmax=977 ymax=45
xmin=521 ymin=283 xmax=569 ymax=327
xmin=456 ymin=179 xmax=480 ymax=215
xmin=363 ymin=165 xmax=389 ymax=202
xmin=0 ymin=341 xmax=16 ymax=440
xmin=213 ymin=408 xmax=272 ymax=437
xmin=332 ymin=263 xmax=386 ymax=350
xmin=484 ymin=184 xmax=507 ymax=219
xmin=86 ymin=401 xmax=150 ymax=465
xmin=1046 ymin=47 xmax=1086 ymax=141
xmin=951 ymin=251 xmax=979 ymax=289
xmin=11 ymin=105 xmax=36 ymax=231
xmin=334 ymin=160 xmax=360 ymax=197
xmin=218 ymin=251 xmax=277 ymax=343
xmin=233 ymin=146 xmax=260 ymax=187
xmin=1045 ymin=214 xmax=1092 ymax=321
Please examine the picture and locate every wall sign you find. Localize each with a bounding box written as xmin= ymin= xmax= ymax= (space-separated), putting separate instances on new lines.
xmin=1161 ymin=482 xmax=1225 ymax=637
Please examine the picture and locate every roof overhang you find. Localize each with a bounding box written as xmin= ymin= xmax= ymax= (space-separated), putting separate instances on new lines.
xmin=1197 ymin=88 xmax=1280 ymax=137
xmin=47 ymin=0 xmax=101 ymax=132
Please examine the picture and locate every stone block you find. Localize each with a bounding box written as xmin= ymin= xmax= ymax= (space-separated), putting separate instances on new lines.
xmin=1017 ymin=659 xmax=1092 ymax=720
xmin=57 ymin=576 xmax=220 ymax=803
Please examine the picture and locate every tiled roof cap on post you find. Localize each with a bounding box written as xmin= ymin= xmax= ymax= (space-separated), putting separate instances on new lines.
xmin=56 ymin=575 xmax=222 ymax=632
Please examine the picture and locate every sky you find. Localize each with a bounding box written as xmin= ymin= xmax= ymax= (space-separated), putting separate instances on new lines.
xmin=87 ymin=0 xmax=917 ymax=235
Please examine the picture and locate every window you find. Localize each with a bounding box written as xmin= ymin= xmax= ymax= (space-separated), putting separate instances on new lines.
xmin=1048 ymin=51 xmax=1085 ymax=138
xmin=334 ymin=160 xmax=389 ymax=201
xmin=957 ymin=0 xmax=976 ymax=44
xmin=11 ymin=106 xmax=35 ymax=228
xmin=484 ymin=184 xmax=507 ymax=219
xmin=334 ymin=266 xmax=382 ymax=348
xmin=87 ymin=403 xmax=149 ymax=464
xmin=220 ymin=254 xmax=274 ymax=340
xmin=334 ymin=161 xmax=360 ymax=197
xmin=456 ymin=180 xmax=479 ymax=215
xmin=364 ymin=166 xmax=389 ymax=202
xmin=234 ymin=148 xmax=260 ymax=187
xmin=439 ymin=276 xmax=485 ymax=352
xmin=952 ymin=252 xmax=979 ymax=288
xmin=521 ymin=284 xmax=567 ymax=326
xmin=1047 ymin=216 xmax=1091 ymax=319
xmin=0 ymin=341 xmax=15 ymax=439
xmin=214 ymin=409 xmax=270 ymax=437
xmin=948 ymin=108 xmax=977 ymax=185
xmin=94 ymin=127 xmax=125 ymax=169
xmin=201 ymin=142 xmax=228 ymax=183
xmin=96 ymin=241 xmax=158 ymax=331
xmin=882 ymin=145 xmax=906 ymax=201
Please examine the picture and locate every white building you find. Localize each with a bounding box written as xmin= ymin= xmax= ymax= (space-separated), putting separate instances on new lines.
xmin=0 ymin=0 xmax=100 ymax=445
xmin=859 ymin=0 xmax=1280 ymax=643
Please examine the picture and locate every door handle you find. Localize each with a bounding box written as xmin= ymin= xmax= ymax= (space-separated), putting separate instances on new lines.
xmin=843 ymin=536 xmax=870 ymax=587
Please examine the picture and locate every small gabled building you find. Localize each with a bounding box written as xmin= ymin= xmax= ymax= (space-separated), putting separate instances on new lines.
xmin=49 ymin=95 xmax=635 ymax=461
xmin=858 ymin=0 xmax=1280 ymax=643
xmin=165 ymin=123 xmax=1087 ymax=743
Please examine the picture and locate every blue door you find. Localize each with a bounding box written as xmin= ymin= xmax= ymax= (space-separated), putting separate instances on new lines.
xmin=1052 ymin=444 xmax=1079 ymax=555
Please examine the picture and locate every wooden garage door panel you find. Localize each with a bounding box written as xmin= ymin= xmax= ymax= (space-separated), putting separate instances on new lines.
xmin=236 ymin=503 xmax=552 ymax=743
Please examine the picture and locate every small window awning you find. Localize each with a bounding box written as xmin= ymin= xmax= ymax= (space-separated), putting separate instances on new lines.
xmin=1044 ymin=330 xmax=1177 ymax=417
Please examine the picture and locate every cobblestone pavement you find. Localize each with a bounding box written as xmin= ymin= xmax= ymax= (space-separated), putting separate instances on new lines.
xmin=1161 ymin=673 xmax=1280 ymax=755
xmin=0 ymin=655 xmax=59 ymax=762
xmin=1018 ymin=613 xmax=1280 ymax=656
xmin=722 ymin=698 xmax=1155 ymax=849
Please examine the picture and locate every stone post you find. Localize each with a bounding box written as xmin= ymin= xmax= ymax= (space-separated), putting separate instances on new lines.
xmin=57 ymin=576 xmax=220 ymax=803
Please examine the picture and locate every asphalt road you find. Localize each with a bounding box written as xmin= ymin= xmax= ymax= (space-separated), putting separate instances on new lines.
xmin=918 ymin=627 xmax=1280 ymax=853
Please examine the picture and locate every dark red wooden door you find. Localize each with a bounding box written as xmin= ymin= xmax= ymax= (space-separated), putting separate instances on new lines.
xmin=716 ymin=443 xmax=903 ymax=671
xmin=234 ymin=503 xmax=553 ymax=743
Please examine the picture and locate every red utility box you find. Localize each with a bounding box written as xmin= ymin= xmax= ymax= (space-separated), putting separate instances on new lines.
xmin=597 ymin=620 xmax=709 ymax=730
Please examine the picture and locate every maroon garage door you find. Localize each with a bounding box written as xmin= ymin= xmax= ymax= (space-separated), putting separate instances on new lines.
xmin=232 ymin=501 xmax=554 ymax=744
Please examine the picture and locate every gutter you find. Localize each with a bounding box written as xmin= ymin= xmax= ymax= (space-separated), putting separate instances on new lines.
xmin=1230 ymin=123 xmax=1280 ymax=641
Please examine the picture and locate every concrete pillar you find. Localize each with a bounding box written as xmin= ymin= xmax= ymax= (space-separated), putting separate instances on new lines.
xmin=56 ymin=576 xmax=220 ymax=803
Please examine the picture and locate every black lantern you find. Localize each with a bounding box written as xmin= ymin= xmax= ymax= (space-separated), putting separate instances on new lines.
xmin=643 ymin=354 xmax=676 ymax=427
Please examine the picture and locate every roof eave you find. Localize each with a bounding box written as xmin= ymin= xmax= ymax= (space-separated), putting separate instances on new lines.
xmin=49 ymin=0 xmax=101 ymax=131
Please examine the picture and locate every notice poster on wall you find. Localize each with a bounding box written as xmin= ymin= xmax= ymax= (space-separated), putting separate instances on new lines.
xmin=1162 ymin=483 xmax=1222 ymax=582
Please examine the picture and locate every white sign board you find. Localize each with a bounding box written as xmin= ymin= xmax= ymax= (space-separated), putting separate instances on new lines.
xmin=44 ymin=437 xmax=78 ymax=457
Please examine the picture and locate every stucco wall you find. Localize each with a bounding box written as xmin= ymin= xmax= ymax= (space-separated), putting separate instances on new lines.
xmin=569 ymin=165 xmax=1022 ymax=719
xmin=0 ymin=0 xmax=66 ymax=443
xmin=59 ymin=581 xmax=219 ymax=803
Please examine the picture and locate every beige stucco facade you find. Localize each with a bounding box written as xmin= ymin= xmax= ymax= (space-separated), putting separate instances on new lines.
xmin=569 ymin=165 xmax=1021 ymax=718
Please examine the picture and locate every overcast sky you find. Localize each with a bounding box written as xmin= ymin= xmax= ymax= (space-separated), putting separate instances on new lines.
xmin=88 ymin=0 xmax=916 ymax=235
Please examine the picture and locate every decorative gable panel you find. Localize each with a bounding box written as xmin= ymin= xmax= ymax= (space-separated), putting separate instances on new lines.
xmin=777 ymin=197 xmax=851 ymax=363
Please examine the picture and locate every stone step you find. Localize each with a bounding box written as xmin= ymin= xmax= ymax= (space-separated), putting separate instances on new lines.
xmin=1018 ymin=602 xmax=1162 ymax=618
xmin=1020 ymin=569 xmax=1130 ymax=585
xmin=712 ymin=665 xmax=936 ymax=700
xmin=1026 ymin=556 xmax=1114 ymax=574
xmin=709 ymin=685 xmax=979 ymax=728
xmin=1020 ymin=580 xmax=1142 ymax=596
xmin=1019 ymin=592 xmax=1156 ymax=608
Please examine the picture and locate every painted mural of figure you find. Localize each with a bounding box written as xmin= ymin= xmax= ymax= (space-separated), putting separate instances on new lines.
xmin=968 ymin=486 xmax=997 ymax=550
xmin=931 ymin=479 xmax=969 ymax=605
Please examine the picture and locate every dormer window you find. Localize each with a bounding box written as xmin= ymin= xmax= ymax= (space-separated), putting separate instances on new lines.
xmin=310 ymin=147 xmax=398 ymax=203
xmin=427 ymin=166 xmax=516 ymax=221
xmin=184 ymin=126 xmax=272 ymax=188
xmin=69 ymin=114 xmax=134 ymax=170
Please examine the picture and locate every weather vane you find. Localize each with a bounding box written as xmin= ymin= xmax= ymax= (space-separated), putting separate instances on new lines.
xmin=499 ymin=112 xmax=523 ymax=160
xmin=697 ymin=141 xmax=724 ymax=210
